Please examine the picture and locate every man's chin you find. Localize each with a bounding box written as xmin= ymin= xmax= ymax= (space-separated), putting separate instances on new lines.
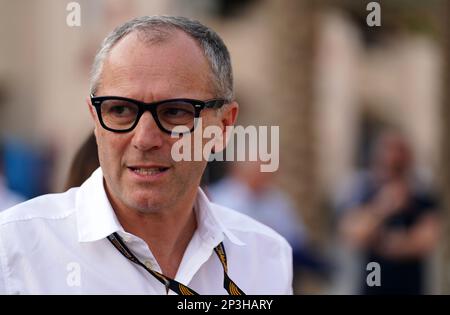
xmin=126 ymin=193 xmax=171 ymax=214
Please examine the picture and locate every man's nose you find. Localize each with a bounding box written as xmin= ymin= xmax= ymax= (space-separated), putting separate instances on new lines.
xmin=131 ymin=111 xmax=164 ymax=151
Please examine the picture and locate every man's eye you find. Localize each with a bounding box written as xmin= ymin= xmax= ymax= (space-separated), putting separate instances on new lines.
xmin=109 ymin=105 xmax=133 ymax=116
xmin=164 ymin=108 xmax=190 ymax=117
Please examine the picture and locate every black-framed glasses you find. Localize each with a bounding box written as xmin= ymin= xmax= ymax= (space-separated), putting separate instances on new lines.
xmin=90 ymin=95 xmax=226 ymax=134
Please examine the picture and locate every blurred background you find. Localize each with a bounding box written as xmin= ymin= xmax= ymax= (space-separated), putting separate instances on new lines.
xmin=0 ymin=0 xmax=449 ymax=294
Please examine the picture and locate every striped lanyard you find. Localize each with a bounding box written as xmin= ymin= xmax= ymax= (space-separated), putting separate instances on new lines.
xmin=107 ymin=232 xmax=245 ymax=295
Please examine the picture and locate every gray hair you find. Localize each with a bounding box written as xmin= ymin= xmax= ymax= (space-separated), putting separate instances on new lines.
xmin=89 ymin=16 xmax=234 ymax=101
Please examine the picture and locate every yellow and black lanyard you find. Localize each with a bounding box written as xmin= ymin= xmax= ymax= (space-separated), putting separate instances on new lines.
xmin=107 ymin=232 xmax=245 ymax=295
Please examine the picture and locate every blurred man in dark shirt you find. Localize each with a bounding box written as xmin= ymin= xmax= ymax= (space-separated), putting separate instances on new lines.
xmin=337 ymin=131 xmax=440 ymax=294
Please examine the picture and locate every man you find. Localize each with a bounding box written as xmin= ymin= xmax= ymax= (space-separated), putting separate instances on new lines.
xmin=336 ymin=131 xmax=440 ymax=294
xmin=0 ymin=16 xmax=292 ymax=294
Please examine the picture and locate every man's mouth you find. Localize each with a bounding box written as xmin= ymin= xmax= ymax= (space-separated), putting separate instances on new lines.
xmin=128 ymin=166 xmax=170 ymax=175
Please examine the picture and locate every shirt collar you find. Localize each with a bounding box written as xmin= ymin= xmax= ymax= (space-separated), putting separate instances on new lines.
xmin=76 ymin=167 xmax=245 ymax=246
xmin=194 ymin=188 xmax=245 ymax=246
xmin=76 ymin=168 xmax=123 ymax=242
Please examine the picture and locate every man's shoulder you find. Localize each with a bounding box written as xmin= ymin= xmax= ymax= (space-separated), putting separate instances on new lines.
xmin=209 ymin=201 xmax=292 ymax=250
xmin=0 ymin=188 xmax=78 ymax=228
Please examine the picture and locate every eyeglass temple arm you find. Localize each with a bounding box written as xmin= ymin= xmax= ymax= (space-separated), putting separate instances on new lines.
xmin=205 ymin=99 xmax=227 ymax=109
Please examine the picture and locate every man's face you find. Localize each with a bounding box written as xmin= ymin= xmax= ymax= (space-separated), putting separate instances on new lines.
xmin=89 ymin=30 xmax=237 ymax=214
xmin=375 ymin=133 xmax=412 ymax=177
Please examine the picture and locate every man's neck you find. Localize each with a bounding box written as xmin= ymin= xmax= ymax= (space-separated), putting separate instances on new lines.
xmin=112 ymin=198 xmax=198 ymax=279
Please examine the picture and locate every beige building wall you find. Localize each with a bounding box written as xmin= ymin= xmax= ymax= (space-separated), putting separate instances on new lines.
xmin=315 ymin=10 xmax=362 ymax=194
xmin=315 ymin=9 xmax=442 ymax=196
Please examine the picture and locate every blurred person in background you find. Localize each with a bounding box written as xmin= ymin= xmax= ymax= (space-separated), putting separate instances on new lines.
xmin=0 ymin=16 xmax=293 ymax=294
xmin=0 ymin=143 xmax=25 ymax=211
xmin=208 ymin=160 xmax=329 ymax=281
xmin=336 ymin=130 xmax=440 ymax=294
xmin=64 ymin=132 xmax=99 ymax=190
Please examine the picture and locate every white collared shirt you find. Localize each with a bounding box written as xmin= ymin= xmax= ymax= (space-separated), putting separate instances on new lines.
xmin=0 ymin=168 xmax=293 ymax=294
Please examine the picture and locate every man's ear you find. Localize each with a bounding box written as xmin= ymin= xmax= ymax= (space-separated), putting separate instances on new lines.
xmin=86 ymin=97 xmax=99 ymax=137
xmin=221 ymin=101 xmax=239 ymax=129
xmin=213 ymin=101 xmax=239 ymax=154
xmin=86 ymin=97 xmax=96 ymax=120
